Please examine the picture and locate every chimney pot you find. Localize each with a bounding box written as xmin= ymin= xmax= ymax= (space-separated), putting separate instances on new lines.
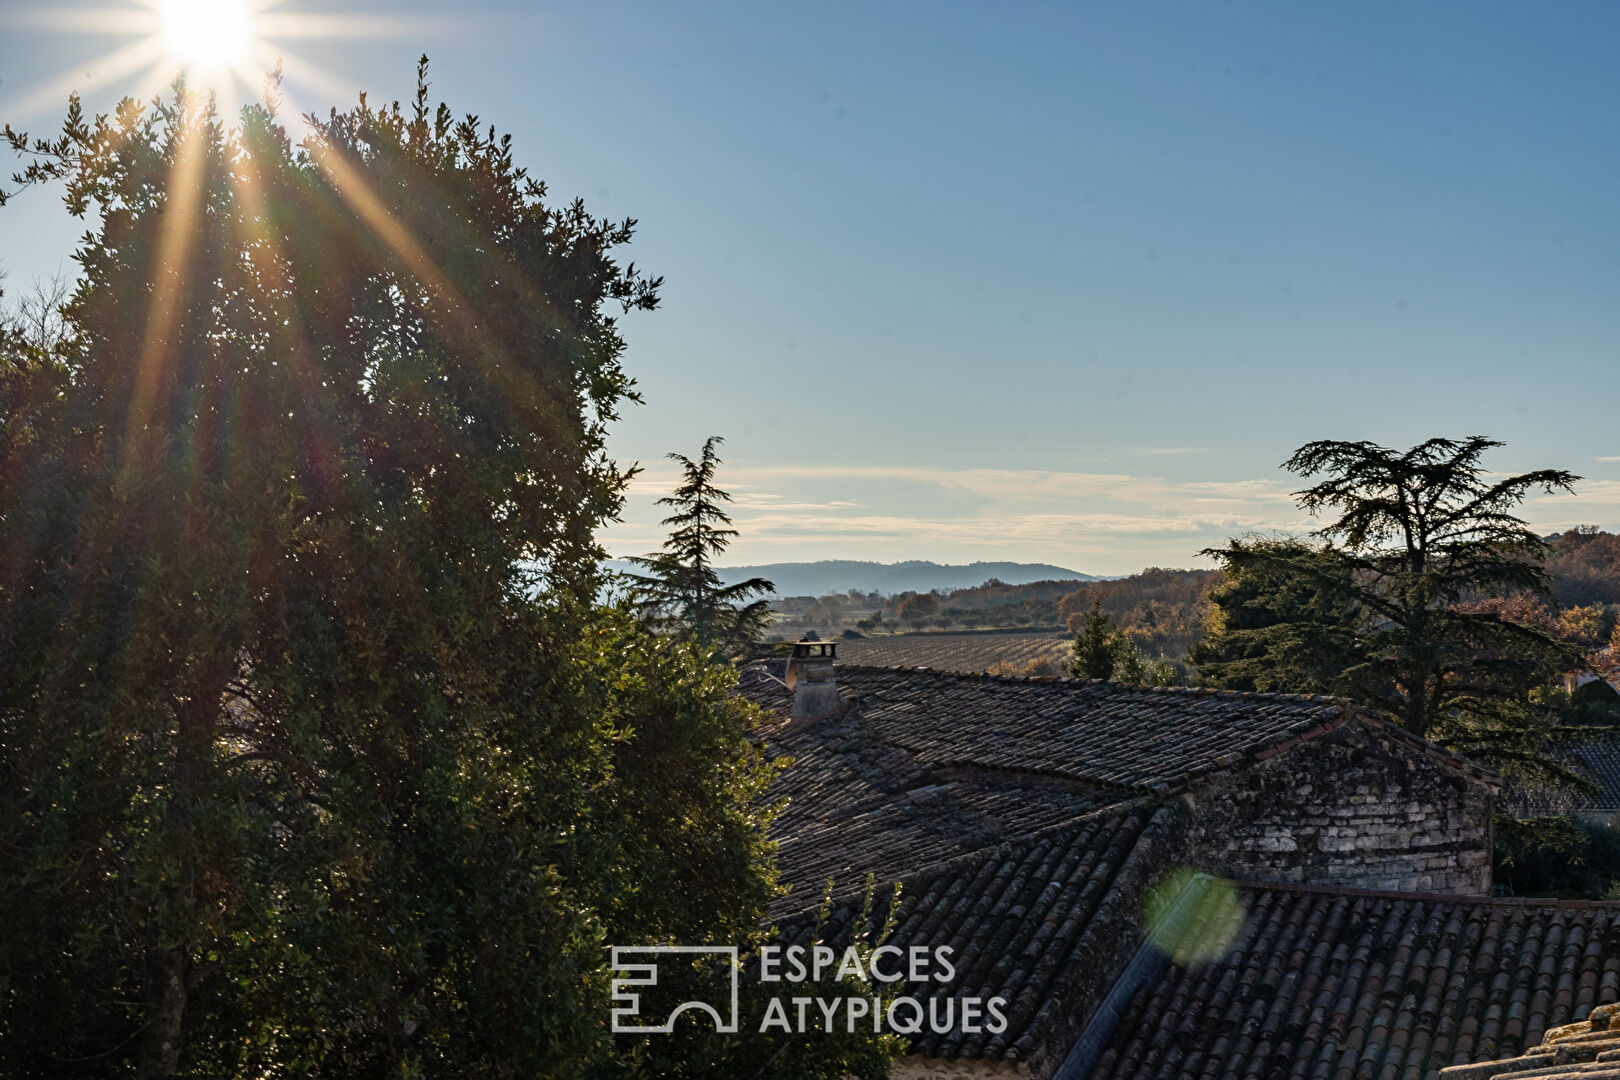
xmin=787 ymin=639 xmax=842 ymax=720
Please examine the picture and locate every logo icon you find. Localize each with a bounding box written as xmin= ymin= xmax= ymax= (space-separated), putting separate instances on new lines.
xmin=610 ymin=946 xmax=740 ymax=1034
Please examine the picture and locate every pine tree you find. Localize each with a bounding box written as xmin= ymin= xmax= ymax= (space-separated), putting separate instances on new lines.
xmin=628 ymin=435 xmax=775 ymax=658
xmin=1068 ymin=598 xmax=1121 ymax=680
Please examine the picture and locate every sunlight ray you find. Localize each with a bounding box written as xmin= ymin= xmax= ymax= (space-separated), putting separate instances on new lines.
xmin=2 ymin=0 xmax=397 ymax=128
xmin=225 ymin=153 xmax=349 ymax=494
xmin=1 ymin=7 xmax=158 ymax=34
xmin=127 ymin=117 xmax=207 ymax=444
xmin=306 ymin=141 xmax=559 ymax=423
xmin=0 ymin=36 xmax=166 ymax=122
xmin=254 ymin=12 xmax=455 ymax=40
xmin=260 ymin=45 xmax=364 ymax=113
xmin=305 ymin=140 xmax=478 ymax=324
xmin=160 ymin=0 xmax=255 ymax=72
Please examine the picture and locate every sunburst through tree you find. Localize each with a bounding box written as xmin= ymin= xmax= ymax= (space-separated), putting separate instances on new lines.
xmin=1 ymin=0 xmax=444 ymax=123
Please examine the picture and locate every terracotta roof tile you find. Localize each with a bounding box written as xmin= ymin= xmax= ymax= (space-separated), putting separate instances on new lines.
xmin=758 ymin=677 xmax=1117 ymax=916
xmin=741 ymin=662 xmax=1362 ymax=794
xmin=1091 ymin=885 xmax=1620 ymax=1080
xmin=1572 ymin=741 xmax=1620 ymax=811
xmin=780 ymin=802 xmax=1179 ymax=1064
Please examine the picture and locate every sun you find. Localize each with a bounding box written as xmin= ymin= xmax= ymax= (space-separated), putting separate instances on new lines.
xmin=5 ymin=1 xmax=444 ymax=133
xmin=160 ymin=0 xmax=255 ymax=73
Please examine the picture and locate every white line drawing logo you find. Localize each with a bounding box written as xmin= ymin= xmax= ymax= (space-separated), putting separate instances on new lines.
xmin=610 ymin=945 xmax=740 ymax=1034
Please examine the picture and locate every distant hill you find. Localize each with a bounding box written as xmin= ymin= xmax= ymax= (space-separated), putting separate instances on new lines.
xmin=606 ymin=559 xmax=1102 ymax=597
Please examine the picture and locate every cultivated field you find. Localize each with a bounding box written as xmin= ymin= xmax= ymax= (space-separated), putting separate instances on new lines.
xmin=833 ymin=631 xmax=1071 ymax=673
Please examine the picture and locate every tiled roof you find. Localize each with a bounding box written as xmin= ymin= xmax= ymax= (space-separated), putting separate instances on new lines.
xmin=743 ymin=663 xmax=1358 ymax=794
xmin=756 ymin=671 xmax=1115 ymax=916
xmin=742 ymin=662 xmax=1511 ymax=1076
xmin=1572 ymin=740 xmax=1620 ymax=811
xmin=1502 ymin=740 xmax=1620 ymax=816
xmin=1437 ymin=1002 xmax=1620 ymax=1079
xmin=1090 ymin=882 xmax=1620 ymax=1080
xmin=780 ymin=802 xmax=1184 ymax=1067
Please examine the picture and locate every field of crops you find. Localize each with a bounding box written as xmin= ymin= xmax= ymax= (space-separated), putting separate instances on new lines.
xmin=833 ymin=631 xmax=1071 ymax=673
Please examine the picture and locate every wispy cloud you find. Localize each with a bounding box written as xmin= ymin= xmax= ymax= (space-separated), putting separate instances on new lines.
xmin=607 ymin=461 xmax=1620 ymax=575
xmin=608 ymin=463 xmax=1308 ymax=574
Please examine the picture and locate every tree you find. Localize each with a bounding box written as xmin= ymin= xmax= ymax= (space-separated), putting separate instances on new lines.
xmin=627 ymin=435 xmax=775 ymax=658
xmin=1065 ymin=598 xmax=1176 ymax=685
xmin=1069 ymin=598 xmax=1121 ymax=680
xmin=0 ymin=67 xmax=822 ymax=1078
xmin=1199 ymin=437 xmax=1587 ymax=781
xmin=1544 ymin=526 xmax=1620 ymax=607
xmin=898 ymin=591 xmax=939 ymax=623
xmin=1190 ymin=537 xmax=1363 ymax=694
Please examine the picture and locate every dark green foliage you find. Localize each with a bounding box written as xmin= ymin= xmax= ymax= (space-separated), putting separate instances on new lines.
xmin=610 ymin=880 xmax=905 ymax=1080
xmin=1494 ymin=814 xmax=1620 ymax=899
xmin=627 ymin=435 xmax=774 ymax=659
xmin=0 ymin=66 xmax=856 ymax=1079
xmin=1575 ymin=678 xmax=1620 ymax=713
xmin=1066 ymin=598 xmax=1176 ymax=685
xmin=1069 ymin=598 xmax=1121 ymax=680
xmin=1198 ymin=438 xmax=1591 ymax=786
xmin=1190 ymin=537 xmax=1362 ymax=694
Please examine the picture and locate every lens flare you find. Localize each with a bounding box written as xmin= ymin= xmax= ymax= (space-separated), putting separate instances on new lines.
xmin=3 ymin=2 xmax=446 ymax=125
xmin=160 ymin=0 xmax=254 ymax=71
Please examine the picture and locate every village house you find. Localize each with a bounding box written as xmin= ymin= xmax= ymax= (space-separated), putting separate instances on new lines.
xmin=741 ymin=644 xmax=1620 ymax=1080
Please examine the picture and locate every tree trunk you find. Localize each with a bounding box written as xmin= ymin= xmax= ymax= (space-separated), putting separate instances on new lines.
xmin=138 ymin=661 xmax=230 ymax=1077
xmin=139 ymin=946 xmax=188 ymax=1079
xmin=1401 ymin=663 xmax=1434 ymax=739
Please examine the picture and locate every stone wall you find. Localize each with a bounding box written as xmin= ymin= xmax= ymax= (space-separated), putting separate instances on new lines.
xmin=1186 ymin=719 xmax=1493 ymax=895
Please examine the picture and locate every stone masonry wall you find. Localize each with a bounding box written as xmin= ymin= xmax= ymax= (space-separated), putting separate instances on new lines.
xmin=1186 ymin=720 xmax=1493 ymax=895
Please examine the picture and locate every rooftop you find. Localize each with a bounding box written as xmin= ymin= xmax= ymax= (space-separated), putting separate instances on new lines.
xmin=739 ymin=662 xmax=1383 ymax=916
xmin=1573 ymin=740 xmax=1620 ymax=812
xmin=778 ymin=801 xmax=1180 ymax=1068
xmin=1091 ymin=881 xmax=1620 ymax=1080
xmin=742 ymin=661 xmax=1525 ymax=1076
xmin=743 ymin=662 xmax=1365 ymax=791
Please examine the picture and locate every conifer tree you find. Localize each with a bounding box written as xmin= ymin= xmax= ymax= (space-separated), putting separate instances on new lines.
xmin=1199 ymin=436 xmax=1592 ymax=784
xmin=628 ymin=435 xmax=775 ymax=658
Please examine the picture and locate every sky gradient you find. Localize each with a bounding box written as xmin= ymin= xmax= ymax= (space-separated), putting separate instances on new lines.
xmin=3 ymin=1 xmax=1617 ymax=575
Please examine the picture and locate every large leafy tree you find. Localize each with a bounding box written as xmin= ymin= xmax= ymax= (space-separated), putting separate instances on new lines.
xmin=0 ymin=68 xmax=821 ymax=1078
xmin=1189 ymin=537 xmax=1363 ymax=694
xmin=1198 ymin=437 xmax=1587 ymax=780
xmin=627 ymin=435 xmax=774 ymax=658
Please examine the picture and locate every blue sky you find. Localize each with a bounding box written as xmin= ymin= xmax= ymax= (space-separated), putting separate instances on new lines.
xmin=3 ymin=1 xmax=1618 ymax=575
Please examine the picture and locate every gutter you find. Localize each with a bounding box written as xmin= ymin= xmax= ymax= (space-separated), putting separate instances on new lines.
xmin=1052 ymin=872 xmax=1214 ymax=1080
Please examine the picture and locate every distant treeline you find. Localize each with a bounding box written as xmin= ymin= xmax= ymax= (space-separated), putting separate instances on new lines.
xmin=770 ymin=527 xmax=1620 ymax=661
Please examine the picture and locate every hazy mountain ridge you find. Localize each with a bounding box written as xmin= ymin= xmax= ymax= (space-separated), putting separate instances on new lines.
xmin=606 ymin=558 xmax=1102 ymax=597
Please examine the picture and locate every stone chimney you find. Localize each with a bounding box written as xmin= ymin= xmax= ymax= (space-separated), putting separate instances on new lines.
xmin=786 ymin=639 xmax=842 ymax=720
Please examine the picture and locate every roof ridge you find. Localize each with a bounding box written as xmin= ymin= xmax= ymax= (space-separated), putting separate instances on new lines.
xmin=834 ymin=662 xmax=1353 ymax=705
xmin=1230 ymin=876 xmax=1620 ymax=907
